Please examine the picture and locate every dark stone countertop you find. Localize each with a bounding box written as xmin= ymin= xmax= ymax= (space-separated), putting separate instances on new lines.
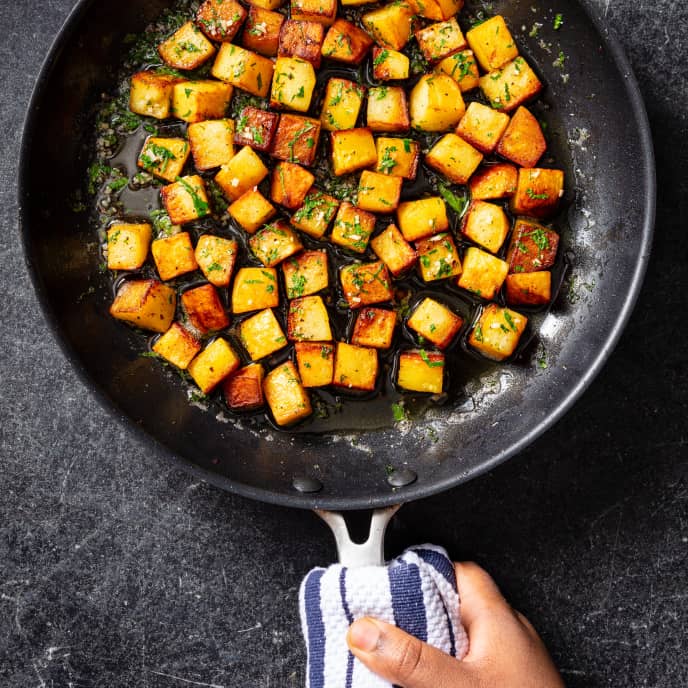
xmin=1 ymin=1 xmax=686 ymax=686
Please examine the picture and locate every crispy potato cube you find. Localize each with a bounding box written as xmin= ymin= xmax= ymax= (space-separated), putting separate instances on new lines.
xmin=246 ymin=0 xmax=285 ymax=10
xmin=333 ymin=342 xmax=378 ymax=391
xmin=411 ymin=0 xmax=462 ymax=21
xmin=181 ymin=283 xmax=230 ymax=333
xmin=239 ymin=308 xmax=287 ymax=360
xmin=331 ymin=202 xmax=377 ymax=253
xmin=291 ymin=0 xmax=337 ymax=25
xmin=469 ymin=304 xmax=527 ymax=361
xmin=270 ymin=161 xmax=315 ymax=209
xmin=352 ymin=308 xmax=396 ymax=349
xmin=283 ymin=250 xmax=329 ymax=298
xmin=110 ymin=279 xmax=176 ymax=333
xmin=271 ymin=56 xmax=317 ymax=112
xmin=468 ymin=163 xmax=518 ymax=200
xmin=496 ymin=106 xmax=546 ymax=168
xmin=510 ymin=168 xmax=565 ymax=218
xmin=188 ymin=338 xmax=241 ymax=393
xmin=321 ymin=78 xmax=365 ymax=131
xmin=361 ymin=4 xmax=414 ymax=51
xmin=231 ymin=267 xmax=279 ymax=313
xmin=397 ymin=349 xmax=445 ymax=393
xmin=506 ymin=218 xmax=559 ymax=273
xmin=461 ymin=200 xmax=510 ymax=253
xmin=214 ymin=145 xmax=269 ymax=201
xmin=457 ymin=247 xmax=508 ymax=299
xmin=106 ymin=222 xmax=152 ymax=271
xmin=456 ymin=102 xmax=510 ymax=154
xmin=249 ymin=220 xmax=303 ymax=266
xmin=407 ymin=298 xmax=462 ymax=349
xmin=372 ymin=48 xmax=410 ymax=81
xmin=271 ymin=114 xmax=321 ymax=165
xmin=291 ymin=190 xmax=340 ymax=238
xmin=409 ymin=74 xmax=465 ymax=132
xmin=480 ymin=57 xmax=543 ymax=113
xmin=295 ymin=342 xmax=335 ymax=387
xmin=415 ymin=232 xmax=461 ymax=281
xmin=340 ymin=261 xmax=393 ymax=308
xmin=171 ymin=80 xmax=233 ymax=123
xmin=397 ymin=197 xmax=448 ymax=242
xmin=242 ymin=7 xmax=285 ymax=56
xmin=228 ymin=189 xmax=276 ymax=234
xmin=330 ymin=128 xmax=377 ymax=176
xmin=415 ymin=18 xmax=467 ymax=63
xmin=466 ymin=15 xmax=518 ymax=72
xmin=223 ymin=363 xmax=265 ymax=411
xmin=234 ymin=106 xmax=279 ymax=152
xmin=287 ymin=295 xmax=333 ymax=341
xmin=264 ymin=361 xmax=312 ymax=425
xmin=153 ymin=322 xmax=201 ymax=369
xmin=321 ymin=19 xmax=374 ymax=64
xmin=151 ymin=231 xmax=198 ymax=280
xmin=211 ymin=43 xmax=274 ymax=97
xmin=278 ymin=20 xmax=325 ymax=68
xmin=194 ymin=235 xmax=238 ymax=287
xmin=160 ymin=175 xmax=211 ymax=226
xmin=158 ymin=22 xmax=216 ymax=71
xmin=129 ymin=71 xmax=183 ymax=120
xmin=356 ymin=170 xmax=402 ymax=213
xmin=505 ymin=271 xmax=551 ymax=306
xmin=375 ymin=137 xmax=419 ymax=180
xmin=370 ymin=223 xmax=416 ymax=276
xmin=187 ymin=120 xmax=234 ymax=171
xmin=436 ymin=50 xmax=479 ymax=92
xmin=196 ymin=0 xmax=247 ymax=42
xmin=425 ymin=133 xmax=483 ymax=185
xmin=367 ymin=86 xmax=410 ymax=133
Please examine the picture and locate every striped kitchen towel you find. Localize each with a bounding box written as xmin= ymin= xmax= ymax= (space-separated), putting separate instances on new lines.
xmin=299 ymin=544 xmax=468 ymax=688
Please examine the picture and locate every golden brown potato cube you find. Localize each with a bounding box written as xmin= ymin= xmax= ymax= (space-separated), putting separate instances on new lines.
xmin=505 ymin=271 xmax=551 ymax=306
xmin=397 ymin=349 xmax=445 ymax=393
xmin=234 ymin=107 xmax=280 ymax=152
xmin=291 ymin=190 xmax=340 ymax=238
xmin=415 ymin=232 xmax=461 ymax=281
xmin=188 ymin=338 xmax=241 ymax=393
xmin=480 ymin=56 xmax=543 ymax=113
xmin=468 ymin=163 xmax=518 ymax=200
xmin=356 ymin=170 xmax=402 ymax=213
xmin=410 ymin=0 xmax=462 ymax=21
xmin=160 ymin=175 xmax=211 ymax=226
xmin=271 ymin=114 xmax=321 ymax=165
xmin=194 ymin=235 xmax=238 ymax=287
xmin=415 ymin=18 xmax=467 ymax=63
xmin=397 ymin=197 xmax=448 ymax=242
xmin=278 ymin=20 xmax=325 ymax=68
xmin=510 ymin=168 xmax=565 ymax=219
xmin=496 ymin=106 xmax=546 ymax=168
xmin=469 ymin=304 xmax=527 ymax=361
xmin=110 ymin=279 xmax=176 ymax=334
xmin=466 ymin=15 xmax=518 ymax=72
xmin=171 ymin=80 xmax=233 ymax=123
xmin=370 ymin=223 xmax=417 ymax=276
xmin=247 ymin=0 xmax=285 ymax=10
xmin=187 ymin=120 xmax=234 ymax=171
xmin=242 ymin=7 xmax=285 ymax=56
xmin=214 ymin=145 xmax=269 ymax=202
xmin=321 ymin=78 xmax=365 ymax=131
xmin=321 ymin=19 xmax=374 ymax=64
xmin=340 ymin=261 xmax=393 ymax=308
xmin=372 ymin=48 xmax=410 ymax=81
xmin=330 ymin=127 xmax=377 ymax=176
xmin=333 ymin=342 xmax=378 ymax=391
xmin=223 ymin=363 xmax=265 ymax=410
xmin=375 ymin=137 xmax=419 ymax=180
xmin=425 ymin=133 xmax=483 ymax=185
xmin=282 ymin=250 xmax=329 ymax=298
xmin=295 ymin=342 xmax=335 ymax=387
xmin=153 ymin=322 xmax=202 ymax=369
xmin=196 ymin=0 xmax=247 ymax=42
xmin=129 ymin=71 xmax=183 ymax=120
xmin=367 ymin=86 xmax=410 ymax=133
xmin=456 ymin=102 xmax=510 ymax=154
xmin=231 ymin=267 xmax=279 ymax=313
xmin=291 ymin=0 xmax=337 ymax=25
xmin=461 ymin=200 xmax=510 ymax=253
xmin=361 ymin=4 xmax=414 ymax=51
xmin=228 ymin=189 xmax=276 ymax=234
xmin=106 ymin=222 xmax=152 ymax=271
xmin=436 ymin=50 xmax=479 ymax=92
xmin=457 ymin=247 xmax=508 ymax=299
xmin=407 ymin=298 xmax=462 ymax=349
xmin=331 ymin=202 xmax=377 ymax=253
xmin=506 ymin=218 xmax=559 ymax=274
xmin=151 ymin=231 xmax=199 ymax=281
xmin=239 ymin=308 xmax=287 ymax=360
xmin=211 ymin=43 xmax=274 ymax=97
xmin=264 ymin=361 xmax=312 ymax=425
xmin=271 ymin=56 xmax=317 ymax=112
xmin=287 ymin=295 xmax=333 ymax=341
xmin=182 ymin=283 xmax=230 ymax=333
xmin=158 ymin=22 xmax=216 ymax=71
xmin=352 ymin=308 xmax=396 ymax=349
xmin=409 ymin=74 xmax=465 ymax=132
xmin=270 ymin=161 xmax=315 ymax=210
xmin=249 ymin=220 xmax=303 ymax=266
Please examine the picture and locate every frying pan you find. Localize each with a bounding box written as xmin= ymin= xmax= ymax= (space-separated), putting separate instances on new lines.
xmin=19 ymin=0 xmax=654 ymax=556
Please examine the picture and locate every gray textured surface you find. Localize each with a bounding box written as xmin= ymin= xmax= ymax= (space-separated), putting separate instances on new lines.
xmin=2 ymin=1 xmax=687 ymax=687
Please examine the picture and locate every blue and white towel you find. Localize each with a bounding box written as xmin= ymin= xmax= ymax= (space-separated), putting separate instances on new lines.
xmin=299 ymin=544 xmax=468 ymax=688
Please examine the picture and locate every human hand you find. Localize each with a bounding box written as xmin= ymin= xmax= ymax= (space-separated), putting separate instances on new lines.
xmin=346 ymin=561 xmax=564 ymax=688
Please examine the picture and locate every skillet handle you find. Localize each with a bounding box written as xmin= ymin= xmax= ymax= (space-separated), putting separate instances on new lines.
xmin=315 ymin=505 xmax=402 ymax=567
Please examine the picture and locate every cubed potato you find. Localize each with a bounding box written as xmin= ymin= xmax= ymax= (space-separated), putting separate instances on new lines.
xmin=361 ymin=4 xmax=414 ymax=51
xmin=320 ymin=78 xmax=365 ymax=131
xmin=278 ymin=20 xmax=325 ymax=68
xmin=375 ymin=137 xmax=419 ymax=179
xmin=194 ymin=235 xmax=238 ymax=286
xmin=161 ymin=175 xmax=211 ymax=225
xmin=351 ymin=307 xmax=396 ymax=349
xmin=415 ymin=232 xmax=461 ymax=281
xmin=480 ymin=56 xmax=542 ymax=113
xmin=397 ymin=349 xmax=445 ymax=393
xmin=333 ymin=342 xmax=378 ymax=391
xmin=228 ymin=189 xmax=276 ymax=234
xmin=396 ymin=197 xmax=448 ymax=242
xmin=457 ymin=247 xmax=508 ymax=299
xmin=263 ymin=361 xmax=312 ymax=425
xmin=282 ymin=250 xmax=329 ymax=298
xmin=153 ymin=322 xmax=202 ymax=369
xmin=340 ymin=261 xmax=393 ymax=308
xmin=196 ymin=0 xmax=247 ymax=42
xmin=239 ymin=308 xmax=288 ymax=360
xmin=231 ymin=267 xmax=279 ymax=313
xmin=372 ymin=48 xmax=410 ymax=81
xmin=370 ymin=223 xmax=417 ymax=276
xmin=468 ymin=163 xmax=518 ymax=200
xmin=505 ymin=271 xmax=552 ymax=306
xmin=214 ymin=145 xmax=269 ymax=201
xmin=242 ymin=7 xmax=285 ymax=56
xmin=223 ymin=363 xmax=265 ymax=410
xmin=271 ymin=114 xmax=321 ymax=165
xmin=291 ymin=0 xmax=337 ymax=25
xmin=506 ymin=218 xmax=559 ymax=273
xmin=425 ymin=133 xmax=483 ymax=185
xmin=270 ymin=161 xmax=315 ymax=209
xmin=461 ymin=200 xmax=510 ymax=253
xmin=291 ymin=190 xmax=340 ymax=238
xmin=330 ymin=202 xmax=377 ymax=253
xmin=249 ymin=219 xmax=303 ymax=266
xmin=510 ymin=168 xmax=565 ymax=218
xmin=456 ymin=102 xmax=510 ymax=154
xmin=110 ymin=279 xmax=176 ymax=333
xmin=321 ymin=19 xmax=374 ymax=64
xmin=287 ymin=295 xmax=333 ymax=341
xmin=294 ymin=342 xmax=335 ymax=387
xmin=411 ymin=0 xmax=462 ymax=21
xmin=151 ymin=231 xmax=199 ymax=280
xmin=158 ymin=21 xmax=216 ymax=70
xmin=187 ymin=120 xmax=234 ymax=171
xmin=172 ymin=80 xmax=233 ymax=123
xmin=271 ymin=56 xmax=317 ymax=112
xmin=330 ymin=127 xmax=377 ymax=176
xmin=415 ymin=18 xmax=467 ymax=63
xmin=211 ymin=43 xmax=274 ymax=97
xmin=106 ymin=222 xmax=152 ymax=271
xmin=181 ymin=283 xmax=230 ymax=333
xmin=466 ymin=15 xmax=518 ymax=72
xmin=234 ymin=106 xmax=280 ymax=152
xmin=356 ymin=170 xmax=402 ymax=213
xmin=367 ymin=86 xmax=410 ymax=133
xmin=436 ymin=50 xmax=479 ymax=92
xmin=246 ymin=0 xmax=285 ymax=10
xmin=468 ymin=303 xmax=527 ymax=361
xmin=129 ymin=71 xmax=183 ymax=120
xmin=407 ymin=297 xmax=462 ymax=349
xmin=496 ymin=106 xmax=546 ymax=168
xmin=188 ymin=338 xmax=241 ymax=393
xmin=409 ymin=74 xmax=465 ymax=132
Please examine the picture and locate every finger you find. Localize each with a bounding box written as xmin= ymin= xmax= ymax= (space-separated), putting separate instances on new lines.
xmin=454 ymin=561 xmax=509 ymax=630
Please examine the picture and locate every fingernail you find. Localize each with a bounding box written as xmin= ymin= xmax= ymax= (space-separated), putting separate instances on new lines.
xmin=348 ymin=618 xmax=381 ymax=653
